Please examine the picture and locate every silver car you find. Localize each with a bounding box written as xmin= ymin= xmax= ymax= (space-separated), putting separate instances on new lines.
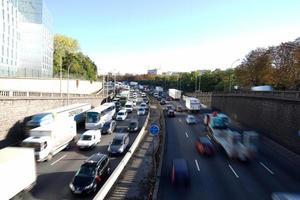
xmin=186 ymin=115 xmax=196 ymax=124
xmin=108 ymin=133 xmax=130 ymax=155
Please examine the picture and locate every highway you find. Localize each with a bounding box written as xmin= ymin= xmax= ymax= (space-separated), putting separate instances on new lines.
xmin=23 ymin=108 xmax=147 ymax=200
xmin=158 ymin=100 xmax=300 ymax=200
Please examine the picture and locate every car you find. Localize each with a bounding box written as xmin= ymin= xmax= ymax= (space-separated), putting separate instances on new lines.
xmin=153 ymin=92 xmax=159 ymax=98
xmin=116 ymin=109 xmax=127 ymax=121
xmin=195 ymin=136 xmax=215 ymax=155
xmin=137 ymin=107 xmax=146 ymax=116
xmin=141 ymin=93 xmax=146 ymax=97
xmin=171 ymin=159 xmax=190 ymax=186
xmin=101 ymin=120 xmax=116 ymax=134
xmin=69 ymin=153 xmax=111 ymax=194
xmin=140 ymin=102 xmax=149 ymax=110
xmin=166 ymin=104 xmax=174 ymax=111
xmin=167 ymin=109 xmax=175 ymax=117
xmin=160 ymin=99 xmax=166 ymax=105
xmin=108 ymin=133 xmax=130 ymax=155
xmin=127 ymin=119 xmax=139 ymax=132
xmin=125 ymin=101 xmax=134 ymax=113
xmin=176 ymin=105 xmax=184 ymax=112
xmin=77 ymin=130 xmax=101 ymax=149
xmin=143 ymin=98 xmax=149 ymax=104
xmin=157 ymin=96 xmax=162 ymax=101
xmin=186 ymin=115 xmax=196 ymax=124
xmin=166 ymin=96 xmax=172 ymax=101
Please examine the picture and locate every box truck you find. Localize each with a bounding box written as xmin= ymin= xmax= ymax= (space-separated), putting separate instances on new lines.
xmin=0 ymin=147 xmax=36 ymax=200
xmin=168 ymin=89 xmax=181 ymax=100
xmin=185 ymin=97 xmax=201 ymax=112
xmin=22 ymin=119 xmax=76 ymax=162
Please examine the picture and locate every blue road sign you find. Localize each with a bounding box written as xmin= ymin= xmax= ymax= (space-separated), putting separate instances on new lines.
xmin=149 ymin=123 xmax=160 ymax=136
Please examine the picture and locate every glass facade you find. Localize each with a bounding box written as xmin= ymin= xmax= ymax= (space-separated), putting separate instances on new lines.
xmin=0 ymin=0 xmax=53 ymax=78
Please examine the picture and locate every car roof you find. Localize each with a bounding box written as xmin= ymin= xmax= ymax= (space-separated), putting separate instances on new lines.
xmin=187 ymin=115 xmax=195 ymax=118
xmin=85 ymin=153 xmax=107 ymax=164
xmin=82 ymin=130 xmax=99 ymax=136
xmin=118 ymin=109 xmax=126 ymax=113
xmin=173 ymin=159 xmax=188 ymax=172
xmin=114 ymin=133 xmax=128 ymax=140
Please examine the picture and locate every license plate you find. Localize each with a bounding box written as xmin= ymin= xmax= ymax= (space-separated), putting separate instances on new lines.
xmin=74 ymin=190 xmax=82 ymax=194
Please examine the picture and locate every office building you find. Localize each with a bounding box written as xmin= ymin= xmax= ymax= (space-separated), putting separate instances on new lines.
xmin=0 ymin=0 xmax=53 ymax=78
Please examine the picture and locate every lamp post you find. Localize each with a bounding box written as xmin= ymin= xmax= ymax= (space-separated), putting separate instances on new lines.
xmin=229 ymin=59 xmax=241 ymax=92
xmin=67 ymin=64 xmax=71 ymax=105
xmin=60 ymin=56 xmax=63 ymax=97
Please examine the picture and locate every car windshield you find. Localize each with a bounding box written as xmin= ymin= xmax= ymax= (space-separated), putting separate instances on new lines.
xmin=138 ymin=108 xmax=144 ymax=111
xmin=130 ymin=122 xmax=137 ymax=127
xmin=76 ymin=165 xmax=95 ymax=177
xmin=112 ymin=138 xmax=123 ymax=145
xmin=118 ymin=112 xmax=124 ymax=116
xmin=31 ymin=113 xmax=51 ymax=122
xmin=125 ymin=105 xmax=132 ymax=108
xmin=103 ymin=122 xmax=110 ymax=128
xmin=86 ymin=112 xmax=100 ymax=123
xmin=81 ymin=135 xmax=92 ymax=141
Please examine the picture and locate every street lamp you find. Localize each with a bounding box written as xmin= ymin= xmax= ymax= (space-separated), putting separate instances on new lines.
xmin=67 ymin=64 xmax=71 ymax=105
xmin=229 ymin=59 xmax=241 ymax=92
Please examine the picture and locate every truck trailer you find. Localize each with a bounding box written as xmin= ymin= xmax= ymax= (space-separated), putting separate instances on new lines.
xmin=185 ymin=97 xmax=201 ymax=112
xmin=22 ymin=119 xmax=76 ymax=162
xmin=0 ymin=147 xmax=37 ymax=199
xmin=168 ymin=89 xmax=181 ymax=100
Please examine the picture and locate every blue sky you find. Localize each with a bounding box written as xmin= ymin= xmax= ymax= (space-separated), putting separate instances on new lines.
xmin=46 ymin=0 xmax=300 ymax=74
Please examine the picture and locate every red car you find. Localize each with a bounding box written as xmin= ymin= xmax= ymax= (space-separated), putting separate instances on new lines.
xmin=195 ymin=136 xmax=215 ymax=155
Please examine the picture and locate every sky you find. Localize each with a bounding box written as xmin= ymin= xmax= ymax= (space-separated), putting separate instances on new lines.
xmin=46 ymin=0 xmax=300 ymax=74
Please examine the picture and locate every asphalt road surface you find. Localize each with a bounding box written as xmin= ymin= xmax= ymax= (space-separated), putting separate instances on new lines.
xmin=23 ymin=108 xmax=147 ymax=200
xmin=158 ymin=100 xmax=300 ymax=200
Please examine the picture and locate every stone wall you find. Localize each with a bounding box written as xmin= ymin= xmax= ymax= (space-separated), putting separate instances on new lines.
xmin=0 ymin=97 xmax=105 ymax=147
xmin=188 ymin=92 xmax=300 ymax=155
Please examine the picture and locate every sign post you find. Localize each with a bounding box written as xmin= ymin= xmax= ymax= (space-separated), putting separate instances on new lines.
xmin=149 ymin=123 xmax=160 ymax=154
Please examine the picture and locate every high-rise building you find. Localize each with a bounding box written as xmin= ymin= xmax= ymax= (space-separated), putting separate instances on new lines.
xmin=0 ymin=0 xmax=19 ymax=76
xmin=18 ymin=0 xmax=53 ymax=77
xmin=0 ymin=0 xmax=53 ymax=78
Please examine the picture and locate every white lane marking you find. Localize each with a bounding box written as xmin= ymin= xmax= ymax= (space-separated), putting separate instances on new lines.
xmin=185 ymin=132 xmax=189 ymax=138
xmin=178 ymin=118 xmax=182 ymax=123
xmin=259 ymin=162 xmax=274 ymax=175
xmin=50 ymin=155 xmax=66 ymax=166
xmin=195 ymin=159 xmax=200 ymax=171
xmin=228 ymin=164 xmax=239 ymax=178
xmin=207 ymin=135 xmax=212 ymax=140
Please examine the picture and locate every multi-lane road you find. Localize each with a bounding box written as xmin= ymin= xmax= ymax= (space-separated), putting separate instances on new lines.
xmin=158 ymin=100 xmax=300 ymax=200
xmin=23 ymin=108 xmax=147 ymax=200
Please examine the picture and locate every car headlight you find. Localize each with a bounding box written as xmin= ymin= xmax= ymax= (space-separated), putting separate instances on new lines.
xmin=84 ymin=183 xmax=94 ymax=190
xmin=118 ymin=148 xmax=124 ymax=153
xmin=69 ymin=183 xmax=75 ymax=191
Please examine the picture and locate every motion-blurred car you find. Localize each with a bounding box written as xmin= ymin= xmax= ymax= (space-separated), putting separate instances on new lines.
xmin=77 ymin=130 xmax=101 ymax=149
xmin=101 ymin=120 xmax=116 ymax=135
xmin=137 ymin=107 xmax=146 ymax=116
xmin=195 ymin=136 xmax=215 ymax=155
xmin=116 ymin=109 xmax=127 ymax=121
xmin=128 ymin=119 xmax=139 ymax=132
xmin=171 ymin=158 xmax=190 ymax=186
xmin=176 ymin=105 xmax=184 ymax=112
xmin=160 ymin=99 xmax=166 ymax=105
xmin=69 ymin=153 xmax=111 ymax=194
xmin=140 ymin=102 xmax=149 ymax=110
xmin=166 ymin=96 xmax=172 ymax=101
xmin=186 ymin=115 xmax=196 ymax=124
xmin=167 ymin=109 xmax=175 ymax=117
xmin=108 ymin=134 xmax=130 ymax=155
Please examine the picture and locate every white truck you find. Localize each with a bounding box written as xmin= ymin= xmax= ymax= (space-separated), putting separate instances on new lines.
xmin=0 ymin=147 xmax=37 ymax=200
xmin=204 ymin=113 xmax=258 ymax=161
xmin=21 ymin=120 xmax=76 ymax=162
xmin=185 ymin=97 xmax=201 ymax=112
xmin=168 ymin=88 xmax=181 ymax=100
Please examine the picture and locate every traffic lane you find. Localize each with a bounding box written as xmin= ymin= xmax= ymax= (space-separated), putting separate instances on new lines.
xmin=25 ymin=111 xmax=147 ymax=200
xmin=159 ymin=112 xmax=249 ymax=200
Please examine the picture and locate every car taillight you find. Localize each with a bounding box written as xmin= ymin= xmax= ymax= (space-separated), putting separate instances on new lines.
xmin=96 ymin=175 xmax=101 ymax=182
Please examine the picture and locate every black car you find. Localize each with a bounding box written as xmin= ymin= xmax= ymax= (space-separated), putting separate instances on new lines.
xmin=167 ymin=109 xmax=175 ymax=117
xmin=69 ymin=153 xmax=111 ymax=195
xmin=127 ymin=119 xmax=139 ymax=132
xmin=101 ymin=121 xmax=116 ymax=134
xmin=160 ymin=99 xmax=166 ymax=105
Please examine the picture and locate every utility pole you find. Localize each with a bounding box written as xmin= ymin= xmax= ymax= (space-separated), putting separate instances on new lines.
xmin=198 ymin=74 xmax=201 ymax=92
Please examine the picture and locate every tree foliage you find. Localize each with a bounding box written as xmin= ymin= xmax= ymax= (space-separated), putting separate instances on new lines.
xmin=53 ymin=34 xmax=97 ymax=81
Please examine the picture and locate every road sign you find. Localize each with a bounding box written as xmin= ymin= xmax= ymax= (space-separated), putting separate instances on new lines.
xmin=149 ymin=123 xmax=160 ymax=136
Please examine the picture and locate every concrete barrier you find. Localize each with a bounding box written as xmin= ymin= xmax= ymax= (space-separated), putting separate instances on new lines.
xmin=93 ymin=110 xmax=150 ymax=200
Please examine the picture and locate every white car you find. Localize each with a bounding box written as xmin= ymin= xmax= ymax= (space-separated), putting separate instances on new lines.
xmin=116 ymin=109 xmax=128 ymax=121
xmin=137 ymin=107 xmax=146 ymax=116
xmin=77 ymin=130 xmax=101 ymax=149
xmin=141 ymin=93 xmax=146 ymax=97
xmin=140 ymin=102 xmax=149 ymax=110
xmin=125 ymin=102 xmax=134 ymax=113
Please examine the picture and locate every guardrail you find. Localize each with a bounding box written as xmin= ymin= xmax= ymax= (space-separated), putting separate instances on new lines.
xmin=93 ymin=110 xmax=150 ymax=200
xmin=0 ymin=89 xmax=108 ymax=98
xmin=193 ymin=90 xmax=300 ymax=100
